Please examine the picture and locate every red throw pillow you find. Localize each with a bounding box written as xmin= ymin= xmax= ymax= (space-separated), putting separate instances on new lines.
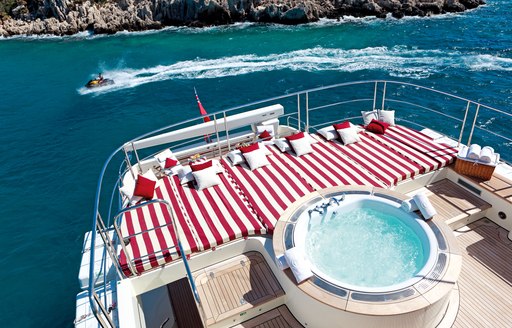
xmin=333 ymin=121 xmax=351 ymax=130
xmin=366 ymin=119 xmax=390 ymax=134
xmin=164 ymin=158 xmax=178 ymax=169
xmin=259 ymin=130 xmax=272 ymax=141
xmin=285 ymin=131 xmax=304 ymax=141
xmin=133 ymin=175 xmax=156 ymax=199
xmin=191 ymin=160 xmax=213 ymax=171
xmin=239 ymin=143 xmax=259 ymax=153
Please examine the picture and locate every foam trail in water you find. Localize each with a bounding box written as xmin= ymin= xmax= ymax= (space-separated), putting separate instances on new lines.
xmin=77 ymin=46 xmax=512 ymax=95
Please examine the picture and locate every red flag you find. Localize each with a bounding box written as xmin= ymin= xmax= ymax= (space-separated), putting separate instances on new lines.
xmin=194 ymin=88 xmax=212 ymax=143
xmin=195 ymin=87 xmax=211 ymax=123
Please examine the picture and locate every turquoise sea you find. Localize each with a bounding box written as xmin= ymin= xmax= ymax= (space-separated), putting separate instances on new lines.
xmin=1 ymin=1 xmax=511 ymax=326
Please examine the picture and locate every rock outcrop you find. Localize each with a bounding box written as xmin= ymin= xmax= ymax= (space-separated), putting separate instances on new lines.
xmin=0 ymin=0 xmax=485 ymax=36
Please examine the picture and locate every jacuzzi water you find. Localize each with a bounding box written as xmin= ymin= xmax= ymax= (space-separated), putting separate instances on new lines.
xmin=296 ymin=196 xmax=436 ymax=292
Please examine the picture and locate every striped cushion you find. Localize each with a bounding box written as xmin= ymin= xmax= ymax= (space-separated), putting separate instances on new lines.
xmin=222 ymin=149 xmax=313 ymax=231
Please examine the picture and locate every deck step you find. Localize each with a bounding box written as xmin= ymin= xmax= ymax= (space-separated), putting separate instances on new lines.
xmin=168 ymin=278 xmax=204 ymax=328
xmin=193 ymin=251 xmax=285 ymax=328
xmin=424 ymin=179 xmax=491 ymax=230
xmin=230 ymin=305 xmax=303 ymax=328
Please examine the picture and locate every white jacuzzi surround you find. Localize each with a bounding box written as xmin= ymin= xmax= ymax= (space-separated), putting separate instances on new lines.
xmin=273 ymin=186 xmax=462 ymax=328
xmin=293 ymin=194 xmax=439 ymax=293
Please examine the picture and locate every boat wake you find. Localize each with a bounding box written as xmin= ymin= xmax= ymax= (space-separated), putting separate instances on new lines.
xmin=78 ymin=46 xmax=512 ymax=95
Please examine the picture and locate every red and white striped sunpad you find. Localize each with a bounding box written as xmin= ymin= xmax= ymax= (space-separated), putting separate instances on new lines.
xmin=386 ymin=125 xmax=458 ymax=165
xmin=157 ymin=173 xmax=265 ymax=251
xmin=118 ymin=201 xmax=180 ymax=276
xmin=362 ymin=130 xmax=444 ymax=173
xmin=271 ymin=142 xmax=387 ymax=190
xmin=118 ymin=171 xmax=265 ymax=276
xmin=320 ymin=133 xmax=424 ymax=187
xmin=222 ymin=152 xmax=314 ymax=232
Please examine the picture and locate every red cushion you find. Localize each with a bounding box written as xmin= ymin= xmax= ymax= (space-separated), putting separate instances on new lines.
xmin=333 ymin=121 xmax=351 ymax=130
xmin=191 ymin=160 xmax=213 ymax=172
xmin=164 ymin=158 xmax=178 ymax=169
xmin=133 ymin=175 xmax=156 ymax=199
xmin=366 ymin=119 xmax=390 ymax=134
xmin=285 ymin=131 xmax=304 ymax=141
xmin=259 ymin=130 xmax=272 ymax=141
xmin=239 ymin=143 xmax=259 ymax=154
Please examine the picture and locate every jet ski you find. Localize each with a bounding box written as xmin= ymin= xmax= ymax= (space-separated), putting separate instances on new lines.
xmin=85 ymin=78 xmax=114 ymax=88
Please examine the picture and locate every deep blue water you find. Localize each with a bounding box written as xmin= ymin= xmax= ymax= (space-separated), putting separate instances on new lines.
xmin=0 ymin=1 xmax=511 ymax=326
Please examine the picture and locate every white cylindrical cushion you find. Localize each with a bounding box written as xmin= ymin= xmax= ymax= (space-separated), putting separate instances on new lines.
xmin=284 ymin=247 xmax=313 ymax=284
xmin=479 ymin=146 xmax=494 ymax=163
xmin=413 ymin=193 xmax=437 ymax=220
xmin=401 ymin=198 xmax=419 ymax=212
xmin=467 ymin=144 xmax=481 ymax=160
xmin=275 ymin=254 xmax=289 ymax=270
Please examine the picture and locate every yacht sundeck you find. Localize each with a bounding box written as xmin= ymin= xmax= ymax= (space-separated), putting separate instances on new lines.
xmin=75 ymin=80 xmax=512 ymax=328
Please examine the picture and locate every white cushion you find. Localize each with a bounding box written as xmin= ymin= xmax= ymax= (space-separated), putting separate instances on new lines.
xmin=259 ymin=143 xmax=273 ymax=156
xmin=305 ymin=133 xmax=318 ymax=144
xmin=317 ymin=126 xmax=338 ymax=140
xmin=192 ymin=166 xmax=221 ymax=191
xmin=163 ymin=164 xmax=184 ymax=176
xmin=227 ymin=149 xmax=245 ymax=166
xmin=179 ymin=166 xmax=194 ymax=185
xmin=256 ymin=124 xmax=275 ymax=137
xmin=284 ymin=247 xmax=313 ymax=284
xmin=361 ymin=110 xmax=378 ymax=125
xmin=379 ymin=110 xmax=395 ymax=126
xmin=274 ymin=138 xmax=291 ymax=152
xmin=243 ymin=149 xmax=270 ymax=170
xmin=155 ymin=149 xmax=174 ymax=163
xmin=289 ymin=137 xmax=314 ymax=156
xmin=212 ymin=159 xmax=224 ymax=174
xmin=337 ymin=127 xmax=361 ymax=145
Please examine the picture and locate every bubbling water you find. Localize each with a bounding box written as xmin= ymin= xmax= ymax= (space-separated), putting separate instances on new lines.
xmin=305 ymin=207 xmax=426 ymax=288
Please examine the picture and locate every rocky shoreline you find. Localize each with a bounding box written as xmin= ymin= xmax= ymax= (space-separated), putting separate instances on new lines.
xmin=0 ymin=0 xmax=484 ymax=37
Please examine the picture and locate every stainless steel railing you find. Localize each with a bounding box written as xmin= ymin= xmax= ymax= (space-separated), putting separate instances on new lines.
xmin=86 ymin=80 xmax=511 ymax=328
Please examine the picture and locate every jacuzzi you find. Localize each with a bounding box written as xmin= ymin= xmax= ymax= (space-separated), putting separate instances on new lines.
xmin=273 ymin=186 xmax=461 ymax=328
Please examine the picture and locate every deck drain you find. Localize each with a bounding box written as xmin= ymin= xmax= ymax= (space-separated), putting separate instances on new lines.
xmin=239 ymin=297 xmax=247 ymax=305
xmin=209 ymin=272 xmax=215 ymax=279
xmin=240 ymin=260 xmax=246 ymax=266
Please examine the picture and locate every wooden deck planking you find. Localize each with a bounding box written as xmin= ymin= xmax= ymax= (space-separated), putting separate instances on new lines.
xmin=167 ymin=277 xmax=204 ymax=328
xmin=469 ymin=172 xmax=512 ymax=204
xmin=194 ymin=252 xmax=284 ymax=327
xmin=230 ymin=305 xmax=303 ymax=328
xmin=453 ymin=219 xmax=512 ymax=328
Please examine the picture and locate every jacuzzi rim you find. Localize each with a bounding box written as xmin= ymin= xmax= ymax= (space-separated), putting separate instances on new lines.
xmin=291 ymin=192 xmax=439 ymax=294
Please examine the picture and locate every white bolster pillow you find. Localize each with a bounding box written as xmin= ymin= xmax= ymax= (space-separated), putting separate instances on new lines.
xmin=467 ymin=144 xmax=481 ymax=160
xmin=275 ymin=254 xmax=289 ymax=270
xmin=413 ymin=192 xmax=437 ymax=220
xmin=479 ymin=146 xmax=494 ymax=163
xmin=401 ymin=198 xmax=419 ymax=212
xmin=284 ymin=247 xmax=313 ymax=284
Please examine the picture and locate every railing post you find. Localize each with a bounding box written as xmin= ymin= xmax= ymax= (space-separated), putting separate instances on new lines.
xmin=123 ymin=149 xmax=135 ymax=180
xmin=213 ymin=114 xmax=222 ymax=158
xmin=223 ymin=111 xmax=231 ymax=152
xmin=458 ymin=101 xmax=471 ymax=148
xmin=131 ymin=142 xmax=142 ymax=174
xmin=381 ymin=81 xmax=387 ymax=111
xmin=297 ymin=94 xmax=301 ymax=131
xmin=305 ymin=92 xmax=309 ymax=133
xmin=467 ymin=104 xmax=481 ymax=146
xmin=373 ymin=81 xmax=378 ymax=110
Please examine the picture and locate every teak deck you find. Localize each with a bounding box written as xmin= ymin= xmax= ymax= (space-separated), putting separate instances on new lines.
xmin=452 ymin=219 xmax=512 ymax=327
xmin=193 ymin=252 xmax=285 ymax=327
xmin=425 ymin=179 xmax=491 ymax=228
xmin=231 ymin=305 xmax=303 ymax=328
xmin=473 ymin=172 xmax=512 ymax=204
